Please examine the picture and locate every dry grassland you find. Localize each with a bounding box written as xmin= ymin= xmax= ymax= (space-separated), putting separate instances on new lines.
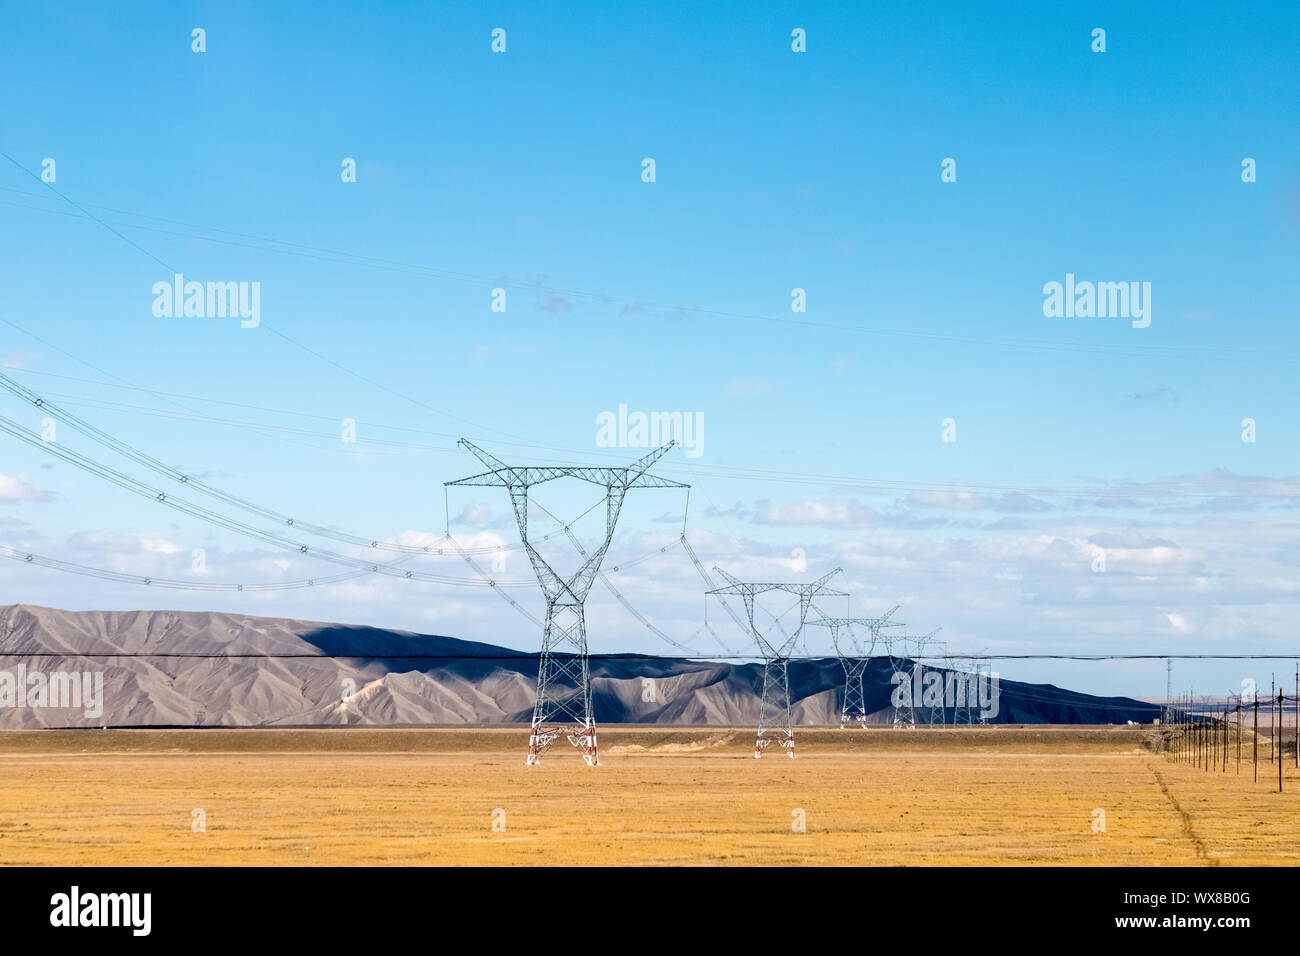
xmin=0 ymin=726 xmax=1295 ymax=866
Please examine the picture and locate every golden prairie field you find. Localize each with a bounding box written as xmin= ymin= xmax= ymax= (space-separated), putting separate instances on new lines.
xmin=0 ymin=726 xmax=1295 ymax=866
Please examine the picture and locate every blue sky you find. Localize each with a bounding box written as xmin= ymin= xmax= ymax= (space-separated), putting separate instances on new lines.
xmin=0 ymin=1 xmax=1298 ymax=698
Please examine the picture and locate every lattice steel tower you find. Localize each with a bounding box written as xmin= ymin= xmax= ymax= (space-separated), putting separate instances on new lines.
xmin=885 ymin=635 xmax=917 ymax=730
xmin=808 ymin=605 xmax=903 ymax=728
xmin=885 ymin=627 xmax=942 ymax=728
xmin=915 ymin=630 xmax=947 ymax=725
xmin=949 ymin=649 xmax=987 ymax=725
xmin=447 ymin=439 xmax=688 ymax=766
xmin=708 ymin=567 xmax=845 ymax=757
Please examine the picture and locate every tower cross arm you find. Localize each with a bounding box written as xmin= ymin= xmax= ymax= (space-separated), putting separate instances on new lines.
xmin=458 ymin=438 xmax=511 ymax=472
xmin=890 ymin=627 xmax=942 ymax=643
xmin=627 ymin=441 xmax=676 ymax=476
xmin=810 ymin=616 xmax=897 ymax=628
xmin=706 ymin=565 xmax=759 ymax=595
xmin=445 ymin=438 xmax=516 ymax=487
xmin=446 ymin=441 xmax=688 ymax=490
xmin=616 ymin=442 xmax=689 ymax=489
xmin=805 ymin=586 xmax=849 ymax=598
xmin=444 ymin=469 xmax=513 ymax=488
xmin=620 ymin=472 xmax=691 ymax=490
xmin=806 ymin=568 xmax=845 ymax=595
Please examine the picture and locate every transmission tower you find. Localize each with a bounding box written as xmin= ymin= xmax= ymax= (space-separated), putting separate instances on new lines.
xmin=808 ymin=605 xmax=903 ymax=728
xmin=917 ymin=631 xmax=948 ymax=725
xmin=447 ymin=439 xmax=688 ymax=766
xmin=884 ymin=633 xmax=916 ymax=729
xmin=884 ymin=627 xmax=942 ymax=728
xmin=708 ymin=567 xmax=846 ymax=757
xmin=948 ymin=645 xmax=990 ymax=725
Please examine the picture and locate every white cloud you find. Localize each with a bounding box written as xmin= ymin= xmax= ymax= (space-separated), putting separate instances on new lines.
xmin=0 ymin=473 xmax=53 ymax=504
xmin=139 ymin=537 xmax=182 ymax=555
xmin=0 ymin=349 xmax=40 ymax=369
xmin=905 ymin=490 xmax=1051 ymax=513
xmin=725 ymin=377 xmax=778 ymax=397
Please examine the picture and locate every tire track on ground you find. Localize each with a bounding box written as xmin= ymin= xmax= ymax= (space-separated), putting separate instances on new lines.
xmin=1147 ymin=760 xmax=1217 ymax=866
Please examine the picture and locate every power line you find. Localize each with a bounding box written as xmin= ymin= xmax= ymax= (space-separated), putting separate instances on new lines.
xmin=4 ymin=163 xmax=1297 ymax=675
xmin=7 ymin=358 xmax=1295 ymax=506
xmin=0 ymin=412 xmax=540 ymax=586
xmin=0 ymin=367 xmax=513 ymax=557
xmin=0 ymin=157 xmax=534 ymax=456
xmin=0 ymin=370 xmax=722 ymax=654
xmin=0 ymin=543 xmax=408 ymax=592
xmin=0 ymin=649 xmax=1276 ymax=662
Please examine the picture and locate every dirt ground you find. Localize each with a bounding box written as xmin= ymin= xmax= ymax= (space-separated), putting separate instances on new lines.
xmin=0 ymin=725 xmax=1295 ymax=866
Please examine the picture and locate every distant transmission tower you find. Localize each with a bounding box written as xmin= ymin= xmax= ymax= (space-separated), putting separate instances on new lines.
xmin=447 ymin=439 xmax=688 ymax=766
xmin=808 ymin=605 xmax=903 ymax=728
xmin=708 ymin=567 xmax=845 ymax=757
xmin=885 ymin=627 xmax=942 ymax=728
xmin=885 ymin=634 xmax=916 ymax=729
xmin=918 ymin=631 xmax=948 ymax=725
xmin=950 ymin=650 xmax=988 ymax=725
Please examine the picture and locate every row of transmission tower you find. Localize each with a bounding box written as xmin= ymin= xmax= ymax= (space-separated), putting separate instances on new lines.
xmin=448 ymin=440 xmax=947 ymax=766
xmin=808 ymin=605 xmax=902 ymax=728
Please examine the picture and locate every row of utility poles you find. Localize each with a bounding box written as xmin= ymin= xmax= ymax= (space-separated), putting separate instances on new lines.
xmin=1166 ymin=668 xmax=1298 ymax=793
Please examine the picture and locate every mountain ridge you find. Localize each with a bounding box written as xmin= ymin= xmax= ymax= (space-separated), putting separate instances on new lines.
xmin=0 ymin=604 xmax=1160 ymax=727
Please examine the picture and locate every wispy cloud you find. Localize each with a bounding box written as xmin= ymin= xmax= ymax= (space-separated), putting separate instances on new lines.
xmin=750 ymin=497 xmax=951 ymax=530
xmin=0 ymin=349 xmax=40 ymax=369
xmin=1127 ymin=386 xmax=1179 ymax=402
xmin=725 ymin=377 xmax=778 ymax=397
xmin=540 ymin=293 xmax=573 ymax=315
xmin=904 ymin=490 xmax=1052 ymax=513
xmin=0 ymin=473 xmax=53 ymax=504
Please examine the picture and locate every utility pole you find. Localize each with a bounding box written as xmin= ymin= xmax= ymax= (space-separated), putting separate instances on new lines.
xmin=1280 ymin=690 xmax=1285 ymax=793
xmin=1182 ymin=695 xmax=1187 ymax=763
xmin=1180 ymin=697 xmax=1185 ymax=762
xmin=1201 ymin=707 xmax=1211 ymax=775
xmin=708 ymin=566 xmax=846 ymax=758
xmin=1203 ymin=700 xmax=1209 ymax=772
xmin=1170 ymin=658 xmax=1180 ymax=723
xmin=1175 ymin=697 xmax=1181 ymax=761
xmin=447 ymin=439 xmax=688 ymax=766
xmin=1202 ymin=699 xmax=1208 ymax=771
xmin=1222 ymin=705 xmax=1228 ymax=772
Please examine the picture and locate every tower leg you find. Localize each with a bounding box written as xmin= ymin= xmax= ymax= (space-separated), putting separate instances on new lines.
xmin=524 ymin=601 xmax=599 ymax=766
xmin=567 ymin=720 xmax=599 ymax=766
xmin=840 ymin=659 xmax=867 ymax=732
xmin=755 ymin=657 xmax=795 ymax=758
